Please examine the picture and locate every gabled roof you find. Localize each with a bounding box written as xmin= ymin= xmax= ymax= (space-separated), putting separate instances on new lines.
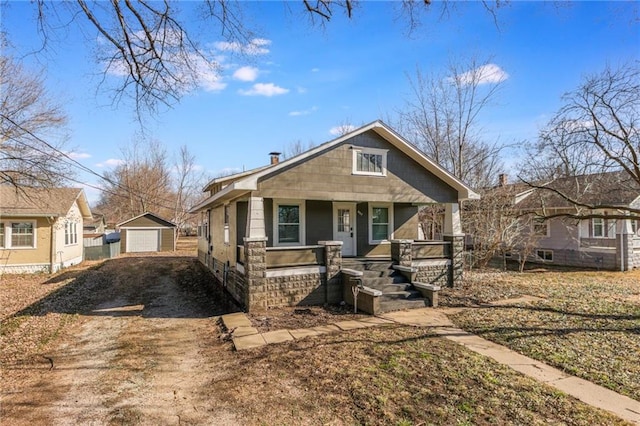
xmin=513 ymin=171 xmax=640 ymax=210
xmin=116 ymin=212 xmax=176 ymax=228
xmin=191 ymin=120 xmax=479 ymax=212
xmin=0 ymin=186 xmax=92 ymax=219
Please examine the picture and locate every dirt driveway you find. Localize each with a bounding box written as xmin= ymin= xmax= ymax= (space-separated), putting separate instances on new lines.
xmin=1 ymin=254 xmax=243 ymax=425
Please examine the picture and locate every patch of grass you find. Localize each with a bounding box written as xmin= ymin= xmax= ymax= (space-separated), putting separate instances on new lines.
xmin=444 ymin=269 xmax=640 ymax=401
xmin=206 ymin=325 xmax=628 ymax=425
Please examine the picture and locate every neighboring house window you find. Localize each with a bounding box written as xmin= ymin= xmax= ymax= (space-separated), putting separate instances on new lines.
xmin=0 ymin=223 xmax=4 ymax=248
xmin=11 ymin=222 xmax=35 ymax=248
xmin=65 ymin=222 xmax=78 ymax=245
xmin=369 ymin=204 xmax=393 ymax=243
xmin=532 ymin=219 xmax=549 ymax=237
xmin=274 ymin=201 xmax=305 ymax=246
xmin=352 ymin=147 xmax=388 ymax=176
xmin=224 ymin=204 xmax=230 ymax=245
xmin=592 ymin=218 xmax=605 ymax=238
xmin=632 ymin=220 xmax=638 ymax=235
xmin=536 ymin=249 xmax=553 ymax=262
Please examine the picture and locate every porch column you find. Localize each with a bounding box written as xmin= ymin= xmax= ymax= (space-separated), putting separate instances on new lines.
xmin=616 ymin=217 xmax=633 ymax=271
xmin=244 ymin=236 xmax=267 ymax=311
xmin=245 ymin=196 xmax=266 ymax=239
xmin=320 ymin=241 xmax=343 ymax=304
xmin=443 ymin=202 xmax=464 ymax=287
xmin=391 ymin=239 xmax=413 ymax=267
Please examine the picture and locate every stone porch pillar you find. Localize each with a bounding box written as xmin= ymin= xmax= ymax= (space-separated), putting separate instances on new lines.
xmin=616 ymin=217 xmax=634 ymax=271
xmin=444 ymin=202 xmax=464 ymax=287
xmin=391 ymin=239 xmax=413 ymax=267
xmin=320 ymin=241 xmax=343 ymax=304
xmin=243 ymin=236 xmax=267 ymax=311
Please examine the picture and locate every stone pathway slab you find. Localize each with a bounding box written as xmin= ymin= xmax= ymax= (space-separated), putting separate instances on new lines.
xmin=311 ymin=324 xmax=341 ymax=334
xmin=222 ymin=312 xmax=253 ymax=329
xmin=334 ymin=320 xmax=368 ymax=331
xmin=262 ymin=330 xmax=294 ymax=344
xmin=233 ymin=326 xmax=259 ymax=337
xmin=290 ymin=328 xmax=320 ymax=340
xmin=233 ymin=334 xmax=267 ymax=351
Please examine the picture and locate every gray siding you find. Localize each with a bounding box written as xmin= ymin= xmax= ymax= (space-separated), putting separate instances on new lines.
xmin=256 ymin=130 xmax=458 ymax=204
xmin=264 ymin=198 xmax=274 ymax=247
xmin=394 ymin=203 xmax=418 ymax=240
xmin=306 ymin=200 xmax=333 ymax=245
xmin=236 ymin=201 xmax=248 ymax=243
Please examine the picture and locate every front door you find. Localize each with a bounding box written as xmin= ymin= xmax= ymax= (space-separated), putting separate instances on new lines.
xmin=334 ymin=203 xmax=356 ymax=256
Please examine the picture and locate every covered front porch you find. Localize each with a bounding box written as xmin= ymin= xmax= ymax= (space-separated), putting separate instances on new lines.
xmin=222 ymin=196 xmax=465 ymax=311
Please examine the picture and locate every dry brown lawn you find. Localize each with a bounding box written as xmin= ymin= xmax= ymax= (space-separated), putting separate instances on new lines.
xmin=442 ymin=267 xmax=640 ymax=401
xmin=0 ymin=250 xmax=636 ymax=425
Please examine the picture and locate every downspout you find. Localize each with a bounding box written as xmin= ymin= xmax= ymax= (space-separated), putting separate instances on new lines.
xmin=48 ymin=216 xmax=56 ymax=274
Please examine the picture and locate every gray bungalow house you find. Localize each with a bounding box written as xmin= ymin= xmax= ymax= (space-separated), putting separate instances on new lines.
xmin=511 ymin=172 xmax=640 ymax=271
xmin=191 ymin=121 xmax=479 ymax=312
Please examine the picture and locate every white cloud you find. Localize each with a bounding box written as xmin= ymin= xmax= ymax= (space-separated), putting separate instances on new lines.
xmin=239 ymin=83 xmax=289 ymax=97
xmin=289 ymin=106 xmax=318 ymax=117
xmin=67 ymin=152 xmax=91 ymax=160
xmin=311 ymin=68 xmax=320 ymax=73
xmin=96 ymin=159 xmax=125 ymax=168
xmin=329 ymin=124 xmax=356 ymax=136
xmin=214 ymin=38 xmax=271 ymax=55
xmin=454 ymin=63 xmax=509 ymax=85
xmin=233 ymin=66 xmax=259 ymax=82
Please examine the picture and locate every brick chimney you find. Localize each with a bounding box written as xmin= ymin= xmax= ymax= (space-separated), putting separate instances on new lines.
xmin=498 ymin=173 xmax=508 ymax=187
xmin=269 ymin=152 xmax=281 ymax=165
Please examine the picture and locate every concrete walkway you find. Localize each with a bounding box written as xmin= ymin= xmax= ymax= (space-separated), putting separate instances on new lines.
xmin=221 ymin=309 xmax=640 ymax=425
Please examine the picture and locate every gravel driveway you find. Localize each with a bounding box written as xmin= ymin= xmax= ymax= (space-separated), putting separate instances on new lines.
xmin=1 ymin=254 xmax=242 ymax=425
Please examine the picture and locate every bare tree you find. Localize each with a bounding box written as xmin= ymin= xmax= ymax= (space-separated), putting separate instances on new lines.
xmin=398 ymin=57 xmax=508 ymax=189
xmin=282 ymin=139 xmax=316 ymax=159
xmin=464 ymin=183 xmax=541 ymax=270
xmin=0 ymin=54 xmax=73 ymax=188
xmin=20 ymin=1 xmax=505 ymax=114
xmin=172 ymin=145 xmax=207 ymax=238
xmin=96 ymin=139 xmax=173 ymax=223
xmin=520 ymin=62 xmax=640 ymax=221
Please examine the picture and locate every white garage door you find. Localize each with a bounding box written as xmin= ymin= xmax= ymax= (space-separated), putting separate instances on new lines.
xmin=127 ymin=229 xmax=160 ymax=252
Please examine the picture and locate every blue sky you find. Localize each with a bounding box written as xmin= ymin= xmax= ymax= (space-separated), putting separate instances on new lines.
xmin=3 ymin=1 xmax=639 ymax=205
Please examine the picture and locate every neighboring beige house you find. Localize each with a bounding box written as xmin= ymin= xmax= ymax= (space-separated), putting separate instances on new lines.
xmin=117 ymin=212 xmax=176 ymax=253
xmin=0 ymin=186 xmax=92 ymax=274
xmin=509 ymin=172 xmax=640 ymax=271
xmin=191 ymin=120 xmax=479 ymax=312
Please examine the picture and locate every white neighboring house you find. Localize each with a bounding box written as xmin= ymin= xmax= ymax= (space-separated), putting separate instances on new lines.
xmin=0 ymin=186 xmax=93 ymax=274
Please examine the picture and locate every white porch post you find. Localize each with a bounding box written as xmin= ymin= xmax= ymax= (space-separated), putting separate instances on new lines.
xmin=444 ymin=203 xmax=462 ymax=236
xmin=616 ymin=216 xmax=633 ymax=271
xmin=246 ymin=196 xmax=266 ymax=239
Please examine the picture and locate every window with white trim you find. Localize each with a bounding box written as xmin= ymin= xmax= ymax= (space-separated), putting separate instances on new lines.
xmin=536 ymin=249 xmax=553 ymax=262
xmin=532 ymin=219 xmax=549 ymax=237
xmin=369 ymin=204 xmax=393 ymax=243
xmin=224 ymin=204 xmax=230 ymax=245
xmin=592 ymin=218 xmax=605 ymax=238
xmin=352 ymin=147 xmax=388 ymax=176
xmin=65 ymin=222 xmax=78 ymax=245
xmin=274 ymin=201 xmax=305 ymax=246
xmin=0 ymin=223 xmax=5 ymax=248
xmin=10 ymin=222 xmax=35 ymax=248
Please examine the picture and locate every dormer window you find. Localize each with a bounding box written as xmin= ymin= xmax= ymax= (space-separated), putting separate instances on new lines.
xmin=352 ymin=147 xmax=388 ymax=176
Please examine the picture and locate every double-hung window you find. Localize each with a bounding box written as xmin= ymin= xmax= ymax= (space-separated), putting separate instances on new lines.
xmin=11 ymin=222 xmax=35 ymax=248
xmin=369 ymin=204 xmax=393 ymax=243
xmin=274 ymin=201 xmax=305 ymax=246
xmin=532 ymin=219 xmax=549 ymax=237
xmin=352 ymin=147 xmax=388 ymax=176
xmin=592 ymin=218 xmax=605 ymax=238
xmin=65 ymin=222 xmax=78 ymax=245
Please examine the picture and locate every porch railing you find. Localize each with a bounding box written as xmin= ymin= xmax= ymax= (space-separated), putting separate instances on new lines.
xmin=266 ymin=245 xmax=325 ymax=268
xmin=412 ymin=240 xmax=451 ymax=259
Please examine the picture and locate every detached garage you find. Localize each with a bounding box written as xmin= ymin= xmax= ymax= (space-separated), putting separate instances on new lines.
xmin=117 ymin=212 xmax=176 ymax=253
